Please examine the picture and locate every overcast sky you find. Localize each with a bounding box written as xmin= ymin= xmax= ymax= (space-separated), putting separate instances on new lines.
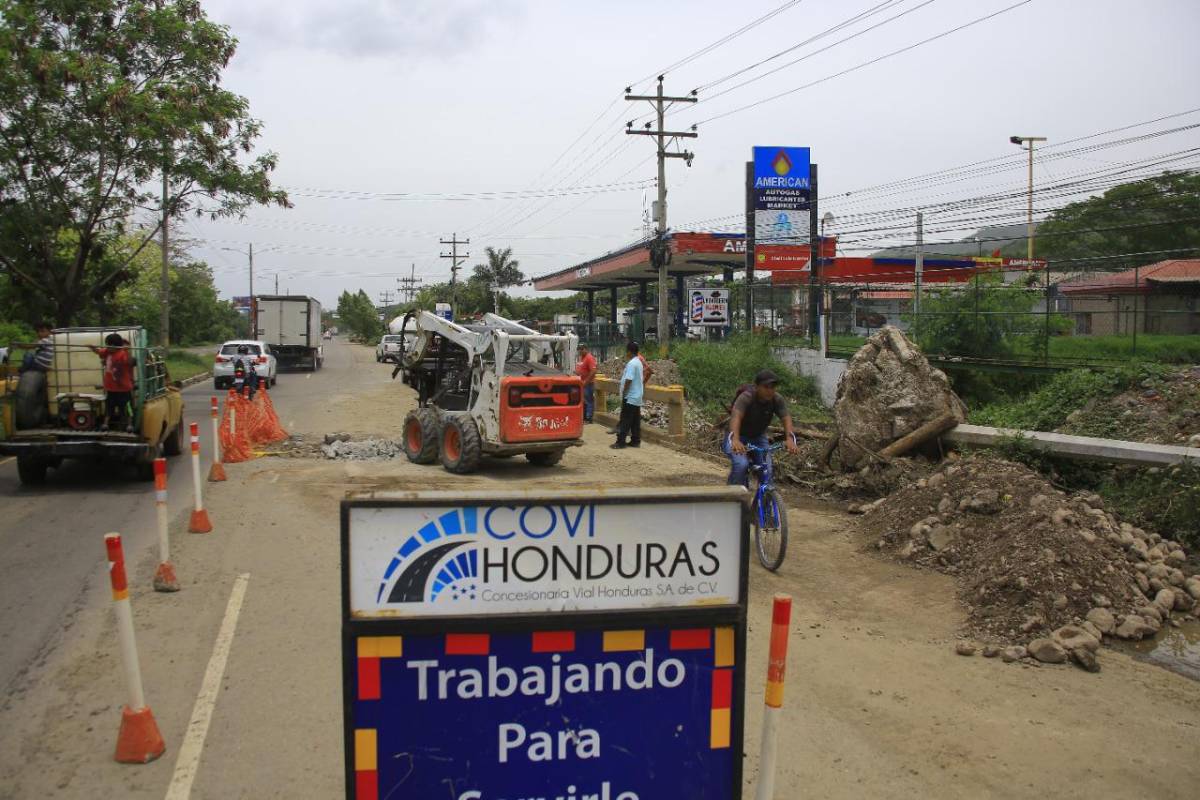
xmin=185 ymin=0 xmax=1200 ymax=308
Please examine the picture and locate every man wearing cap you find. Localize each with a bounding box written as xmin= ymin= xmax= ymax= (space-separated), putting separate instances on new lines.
xmin=723 ymin=369 xmax=799 ymax=486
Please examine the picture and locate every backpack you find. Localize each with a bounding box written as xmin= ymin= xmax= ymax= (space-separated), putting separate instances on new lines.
xmin=725 ymin=383 xmax=755 ymax=414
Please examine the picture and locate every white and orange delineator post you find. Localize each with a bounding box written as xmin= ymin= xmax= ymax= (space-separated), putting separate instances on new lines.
xmin=754 ymin=594 xmax=793 ymax=800
xmin=151 ymin=458 xmax=179 ymax=592
xmin=105 ymin=532 xmax=166 ymax=764
xmin=207 ymin=396 xmax=226 ymax=482
xmin=187 ymin=422 xmax=213 ymax=533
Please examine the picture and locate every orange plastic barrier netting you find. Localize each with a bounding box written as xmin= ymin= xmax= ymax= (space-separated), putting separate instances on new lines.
xmin=218 ymin=390 xmax=253 ymax=463
xmin=250 ymin=387 xmax=289 ymax=443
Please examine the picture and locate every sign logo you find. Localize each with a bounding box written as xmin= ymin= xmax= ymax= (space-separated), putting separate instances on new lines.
xmin=376 ymin=507 xmax=480 ymax=604
xmin=772 ymin=149 xmax=793 ymax=176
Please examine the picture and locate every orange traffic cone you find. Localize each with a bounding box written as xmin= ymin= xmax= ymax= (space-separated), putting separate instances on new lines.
xmin=115 ymin=706 xmax=166 ymax=764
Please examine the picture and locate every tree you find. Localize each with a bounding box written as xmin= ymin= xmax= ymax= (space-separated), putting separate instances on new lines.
xmin=0 ymin=0 xmax=289 ymax=325
xmin=472 ymin=247 xmax=524 ymax=288
xmin=336 ymin=289 xmax=384 ymax=341
xmin=108 ymin=232 xmax=244 ymax=344
xmin=1034 ymin=172 xmax=1200 ymax=268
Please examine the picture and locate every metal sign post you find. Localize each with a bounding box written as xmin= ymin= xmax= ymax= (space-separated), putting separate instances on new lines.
xmin=341 ymin=487 xmax=748 ymax=800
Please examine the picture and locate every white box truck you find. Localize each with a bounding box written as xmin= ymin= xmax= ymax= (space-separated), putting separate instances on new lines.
xmin=254 ymin=295 xmax=324 ymax=371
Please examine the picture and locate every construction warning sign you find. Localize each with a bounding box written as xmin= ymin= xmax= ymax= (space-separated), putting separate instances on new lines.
xmin=752 ymin=146 xmax=811 ymax=212
xmin=341 ymin=487 xmax=748 ymax=800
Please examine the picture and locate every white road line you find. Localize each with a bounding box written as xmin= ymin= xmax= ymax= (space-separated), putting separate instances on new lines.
xmin=164 ymin=573 xmax=251 ymax=800
xmin=0 ymin=457 xmax=13 ymax=466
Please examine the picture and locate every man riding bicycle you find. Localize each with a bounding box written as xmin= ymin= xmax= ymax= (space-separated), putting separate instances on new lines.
xmin=723 ymin=369 xmax=799 ymax=486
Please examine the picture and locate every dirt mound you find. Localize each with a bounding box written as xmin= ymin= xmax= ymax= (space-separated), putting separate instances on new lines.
xmin=833 ymin=327 xmax=966 ymax=469
xmin=858 ymin=455 xmax=1199 ymax=649
xmin=1062 ymin=366 xmax=1200 ymax=446
xmin=598 ymin=357 xmax=681 ymax=387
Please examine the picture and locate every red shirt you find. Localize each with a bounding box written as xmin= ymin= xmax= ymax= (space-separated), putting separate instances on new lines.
xmin=97 ymin=348 xmax=134 ymax=392
xmin=575 ymin=352 xmax=597 ymax=385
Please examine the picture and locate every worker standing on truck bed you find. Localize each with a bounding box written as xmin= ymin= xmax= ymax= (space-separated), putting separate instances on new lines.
xmin=90 ymin=333 xmax=135 ymax=431
xmin=19 ymin=322 xmax=54 ymax=373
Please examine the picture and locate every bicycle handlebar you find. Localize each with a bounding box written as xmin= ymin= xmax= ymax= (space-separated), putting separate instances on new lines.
xmin=745 ymin=443 xmax=785 ymax=453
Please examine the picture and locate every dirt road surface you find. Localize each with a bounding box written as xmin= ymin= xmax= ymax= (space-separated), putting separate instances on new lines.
xmin=1 ymin=339 xmax=1197 ymax=798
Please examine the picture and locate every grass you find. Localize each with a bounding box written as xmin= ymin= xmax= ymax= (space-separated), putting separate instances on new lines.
xmin=671 ymin=334 xmax=826 ymax=421
xmin=972 ymin=364 xmax=1170 ymax=432
xmin=165 ymin=351 xmax=211 ymax=382
xmin=1022 ymin=334 xmax=1200 ymax=364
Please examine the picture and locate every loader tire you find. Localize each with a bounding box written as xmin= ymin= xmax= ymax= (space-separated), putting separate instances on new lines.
xmin=16 ymin=456 xmax=48 ymax=486
xmin=526 ymin=449 xmax=564 ymax=467
xmin=15 ymin=369 xmax=48 ymax=429
xmin=440 ymin=416 xmax=482 ymax=475
xmin=402 ymin=408 xmax=440 ymax=465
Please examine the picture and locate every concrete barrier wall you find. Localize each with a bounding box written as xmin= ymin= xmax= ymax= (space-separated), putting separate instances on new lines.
xmin=771 ymin=347 xmax=848 ymax=408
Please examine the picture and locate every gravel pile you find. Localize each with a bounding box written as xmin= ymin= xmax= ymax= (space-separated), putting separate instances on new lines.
xmin=319 ymin=435 xmax=403 ymax=460
xmin=598 ymin=357 xmax=681 ymax=387
xmin=857 ymin=455 xmax=1200 ymax=670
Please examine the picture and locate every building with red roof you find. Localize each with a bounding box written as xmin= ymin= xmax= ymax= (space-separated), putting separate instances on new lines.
xmin=1058 ymin=260 xmax=1200 ymax=335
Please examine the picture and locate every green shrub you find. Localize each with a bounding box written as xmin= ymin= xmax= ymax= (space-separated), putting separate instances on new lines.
xmin=671 ymin=334 xmax=820 ymax=416
xmin=972 ymin=363 xmax=1170 ymax=432
xmin=1099 ymin=464 xmax=1200 ymax=550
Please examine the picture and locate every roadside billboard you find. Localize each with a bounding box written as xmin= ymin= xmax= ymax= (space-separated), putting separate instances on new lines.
xmin=342 ymin=487 xmax=748 ymax=800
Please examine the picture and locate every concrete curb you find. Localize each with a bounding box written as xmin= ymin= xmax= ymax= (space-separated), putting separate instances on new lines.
xmin=176 ymin=371 xmax=212 ymax=390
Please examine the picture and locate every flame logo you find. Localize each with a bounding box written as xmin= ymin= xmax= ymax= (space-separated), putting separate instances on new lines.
xmin=772 ymin=150 xmax=792 ymax=176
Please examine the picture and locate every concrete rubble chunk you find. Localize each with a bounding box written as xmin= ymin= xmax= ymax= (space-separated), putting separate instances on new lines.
xmin=1069 ymin=648 xmax=1101 ymax=673
xmin=1153 ymin=588 xmax=1176 ymax=615
xmin=954 ymin=641 xmax=976 ymax=656
xmin=1027 ymin=638 xmax=1068 ymax=664
xmin=1114 ymin=616 xmax=1156 ymax=640
xmin=832 ymin=326 xmax=967 ymax=469
xmin=927 ymin=526 xmax=957 ymax=552
xmin=1084 ymin=608 xmax=1116 ymax=635
xmin=1051 ymin=625 xmax=1100 ymax=653
xmin=1001 ymin=646 xmax=1027 ymax=663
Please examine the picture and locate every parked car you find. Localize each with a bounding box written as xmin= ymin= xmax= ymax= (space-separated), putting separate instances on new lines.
xmin=376 ymin=334 xmax=405 ymax=363
xmin=213 ymin=340 xmax=277 ymax=389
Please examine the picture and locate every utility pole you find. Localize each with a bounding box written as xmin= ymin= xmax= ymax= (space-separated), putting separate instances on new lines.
xmin=160 ymin=168 xmax=170 ymax=349
xmin=1010 ymin=135 xmax=1047 ymax=259
xmin=248 ymin=243 xmax=255 ymax=337
xmin=275 ymin=273 xmax=279 ymax=293
xmin=914 ymin=211 xmax=924 ymax=339
xmin=397 ymin=264 xmax=422 ymax=304
xmin=440 ymin=234 xmax=469 ymax=318
xmin=625 ymin=76 xmax=697 ymax=343
xmin=379 ymin=290 xmax=394 ymax=308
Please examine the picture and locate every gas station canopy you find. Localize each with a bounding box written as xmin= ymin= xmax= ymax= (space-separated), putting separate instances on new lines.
xmin=533 ymin=232 xmax=747 ymax=292
xmin=533 ymin=232 xmax=839 ymax=293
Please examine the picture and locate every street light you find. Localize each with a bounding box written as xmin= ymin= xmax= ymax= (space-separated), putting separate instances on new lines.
xmin=1010 ymin=135 xmax=1047 ymax=260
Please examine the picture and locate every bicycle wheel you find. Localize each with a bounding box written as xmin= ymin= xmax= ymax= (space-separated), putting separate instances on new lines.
xmin=753 ymin=488 xmax=789 ymax=572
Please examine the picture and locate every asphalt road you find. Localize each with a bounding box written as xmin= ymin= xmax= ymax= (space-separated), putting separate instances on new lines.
xmin=0 ymin=352 xmax=319 ymax=699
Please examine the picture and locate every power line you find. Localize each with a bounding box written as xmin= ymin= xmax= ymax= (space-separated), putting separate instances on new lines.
xmin=692 ymin=0 xmax=1035 ymax=126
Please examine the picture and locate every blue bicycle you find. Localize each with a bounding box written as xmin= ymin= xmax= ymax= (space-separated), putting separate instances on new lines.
xmin=746 ymin=442 xmax=788 ymax=571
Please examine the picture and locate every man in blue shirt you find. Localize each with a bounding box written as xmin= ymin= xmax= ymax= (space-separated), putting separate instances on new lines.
xmin=611 ymin=341 xmax=644 ymax=449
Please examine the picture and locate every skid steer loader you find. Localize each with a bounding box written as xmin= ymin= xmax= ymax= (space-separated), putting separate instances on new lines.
xmin=391 ymin=311 xmax=584 ymax=474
